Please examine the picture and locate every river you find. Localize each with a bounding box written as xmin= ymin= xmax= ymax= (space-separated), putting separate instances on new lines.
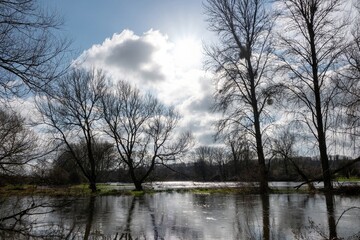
xmin=1 ymin=182 xmax=360 ymax=239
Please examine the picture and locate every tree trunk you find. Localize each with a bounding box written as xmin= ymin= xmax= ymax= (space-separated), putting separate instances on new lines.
xmin=129 ymin=165 xmax=143 ymax=191
xmin=84 ymin=196 xmax=95 ymax=240
xmin=253 ymin=101 xmax=269 ymax=193
xmin=261 ymin=194 xmax=270 ymax=240
xmin=313 ymin=67 xmax=332 ymax=191
xmin=249 ymin=57 xmax=269 ymax=194
xmin=89 ymin=181 xmax=97 ymax=193
xmin=308 ymin=23 xmax=332 ymax=191
xmin=325 ymin=193 xmax=337 ymax=239
xmin=134 ymin=180 xmax=143 ymax=191
xmin=257 ymin=146 xmax=269 ymax=193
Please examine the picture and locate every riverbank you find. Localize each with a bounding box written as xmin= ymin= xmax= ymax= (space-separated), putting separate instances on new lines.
xmin=1 ymin=181 xmax=360 ymax=197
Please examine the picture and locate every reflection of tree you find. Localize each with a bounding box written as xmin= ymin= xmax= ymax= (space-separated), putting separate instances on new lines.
xmin=4 ymin=193 xmax=358 ymax=239
xmin=0 ymin=196 xmax=70 ymax=238
xmin=261 ymin=194 xmax=270 ymax=240
xmin=233 ymin=195 xmax=269 ymax=239
xmin=119 ymin=196 xmax=163 ymax=239
xmin=274 ymin=194 xmax=311 ymax=239
xmin=325 ymin=193 xmax=337 ymax=240
xmin=119 ymin=196 xmax=136 ymax=239
xmin=41 ymin=197 xmax=100 ymax=239
xmin=295 ymin=194 xmax=341 ymax=239
xmin=84 ymin=196 xmax=95 ymax=240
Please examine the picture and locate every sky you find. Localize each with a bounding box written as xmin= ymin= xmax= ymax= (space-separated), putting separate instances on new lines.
xmin=37 ymin=0 xmax=219 ymax=146
xmin=26 ymin=0 xmax=358 ymax=158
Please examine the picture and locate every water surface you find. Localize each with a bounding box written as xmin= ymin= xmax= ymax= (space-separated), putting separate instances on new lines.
xmin=2 ymin=191 xmax=359 ymax=239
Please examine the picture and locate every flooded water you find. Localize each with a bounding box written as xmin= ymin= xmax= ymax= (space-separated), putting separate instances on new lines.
xmin=110 ymin=181 xmax=360 ymax=191
xmin=1 ymin=190 xmax=359 ymax=239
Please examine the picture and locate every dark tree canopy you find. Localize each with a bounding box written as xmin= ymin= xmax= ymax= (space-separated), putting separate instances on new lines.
xmin=51 ymin=140 xmax=116 ymax=184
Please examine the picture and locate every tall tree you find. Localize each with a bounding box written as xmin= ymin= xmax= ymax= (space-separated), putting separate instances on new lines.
xmin=101 ymin=80 xmax=192 ymax=191
xmin=204 ymin=0 xmax=277 ymax=193
xmin=0 ymin=0 xmax=69 ymax=97
xmin=36 ymin=69 xmax=106 ymax=192
xmin=276 ymin=0 xmax=348 ymax=191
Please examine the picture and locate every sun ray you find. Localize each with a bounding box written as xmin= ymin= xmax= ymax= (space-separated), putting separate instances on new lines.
xmin=173 ymin=37 xmax=202 ymax=68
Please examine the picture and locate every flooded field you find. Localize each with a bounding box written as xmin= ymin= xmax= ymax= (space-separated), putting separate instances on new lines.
xmin=1 ymin=183 xmax=360 ymax=239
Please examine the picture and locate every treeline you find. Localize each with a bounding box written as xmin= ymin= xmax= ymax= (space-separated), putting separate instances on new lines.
xmin=2 ymin=152 xmax=359 ymax=186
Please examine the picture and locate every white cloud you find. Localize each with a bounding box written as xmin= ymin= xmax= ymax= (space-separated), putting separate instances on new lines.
xmin=78 ymin=29 xmax=168 ymax=84
xmin=78 ymin=29 xmax=218 ymax=146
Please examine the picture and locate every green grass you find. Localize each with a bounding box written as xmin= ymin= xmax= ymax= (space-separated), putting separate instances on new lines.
xmin=0 ymin=183 xmax=157 ymax=197
xmin=336 ymin=177 xmax=360 ymax=182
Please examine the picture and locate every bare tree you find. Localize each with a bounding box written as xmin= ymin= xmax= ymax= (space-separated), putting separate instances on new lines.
xmin=101 ymin=80 xmax=192 ymax=191
xmin=36 ymin=69 xmax=106 ymax=192
xmin=223 ymin=132 xmax=253 ymax=179
xmin=204 ymin=0 xmax=278 ymax=193
xmin=276 ymin=0 xmax=349 ymax=191
xmin=193 ymin=146 xmax=215 ymax=181
xmin=0 ymin=0 xmax=70 ymax=97
xmin=271 ymin=127 xmax=315 ymax=190
xmin=337 ymin=2 xmax=360 ymax=151
xmin=212 ymin=147 xmax=229 ymax=181
xmin=0 ymin=108 xmax=40 ymax=175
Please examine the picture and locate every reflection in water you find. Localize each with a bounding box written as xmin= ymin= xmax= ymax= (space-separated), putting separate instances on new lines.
xmin=326 ymin=193 xmax=337 ymax=240
xmin=262 ymin=194 xmax=270 ymax=240
xmin=120 ymin=195 xmax=135 ymax=239
xmin=1 ymin=193 xmax=359 ymax=239
xmin=84 ymin=196 xmax=95 ymax=240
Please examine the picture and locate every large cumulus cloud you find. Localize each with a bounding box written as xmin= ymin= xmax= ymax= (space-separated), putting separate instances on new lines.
xmin=78 ymin=29 xmax=170 ymax=84
xmin=78 ymin=29 xmax=218 ymax=146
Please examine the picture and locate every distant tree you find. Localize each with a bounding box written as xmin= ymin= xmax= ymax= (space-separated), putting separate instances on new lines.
xmin=276 ymin=0 xmax=349 ymax=191
xmin=101 ymin=80 xmax=192 ymax=191
xmin=51 ymin=141 xmax=115 ymax=185
xmin=0 ymin=108 xmax=40 ymax=175
xmin=204 ymin=0 xmax=278 ymax=193
xmin=223 ymin=133 xmax=254 ymax=180
xmin=212 ymin=147 xmax=229 ymax=181
xmin=193 ymin=146 xmax=215 ymax=181
xmin=271 ymin=127 xmax=315 ymax=190
xmin=0 ymin=0 xmax=69 ymax=97
xmin=271 ymin=127 xmax=297 ymax=176
xmin=36 ymin=69 xmax=106 ymax=192
xmin=0 ymin=197 xmax=68 ymax=238
xmin=50 ymin=150 xmax=83 ymax=185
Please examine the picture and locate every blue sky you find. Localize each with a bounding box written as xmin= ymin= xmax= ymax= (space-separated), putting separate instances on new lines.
xmin=40 ymin=0 xmax=211 ymax=52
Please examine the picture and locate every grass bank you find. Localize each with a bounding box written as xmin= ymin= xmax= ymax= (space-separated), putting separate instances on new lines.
xmin=0 ymin=182 xmax=359 ymax=197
